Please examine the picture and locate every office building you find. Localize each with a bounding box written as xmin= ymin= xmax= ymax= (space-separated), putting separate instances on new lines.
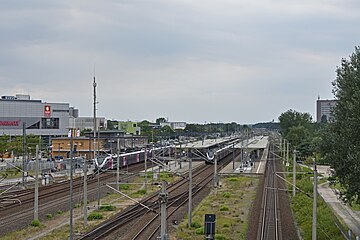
xmin=316 ymin=98 xmax=337 ymax=123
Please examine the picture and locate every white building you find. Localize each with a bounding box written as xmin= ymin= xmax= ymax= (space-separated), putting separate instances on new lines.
xmin=160 ymin=121 xmax=186 ymax=130
xmin=69 ymin=117 xmax=107 ymax=131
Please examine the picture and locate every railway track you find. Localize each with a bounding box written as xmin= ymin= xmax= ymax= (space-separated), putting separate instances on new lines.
xmin=80 ymin=154 xmax=234 ymax=240
xmin=0 ymin=162 xmax=153 ymax=235
xmin=258 ymin=143 xmax=282 ymax=240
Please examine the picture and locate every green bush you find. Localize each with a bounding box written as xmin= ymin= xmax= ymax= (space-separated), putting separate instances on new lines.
xmin=31 ymin=220 xmax=41 ymax=227
xmin=191 ymin=220 xmax=202 ymax=229
xmin=215 ymin=234 xmax=228 ymax=240
xmin=46 ymin=214 xmax=53 ymax=219
xmin=195 ymin=227 xmax=204 ymax=235
xmin=228 ymin=177 xmax=238 ymax=182
xmin=223 ymin=192 xmax=231 ymax=198
xmin=220 ymin=206 xmax=229 ymax=211
xmin=87 ymin=212 xmax=103 ymax=221
xmin=120 ymin=184 xmax=130 ymax=190
xmin=223 ymin=223 xmax=230 ymax=228
xmin=57 ymin=210 xmax=63 ymax=215
xmin=100 ymin=205 xmax=116 ymax=211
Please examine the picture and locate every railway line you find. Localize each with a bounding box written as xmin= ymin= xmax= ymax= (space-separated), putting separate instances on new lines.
xmin=253 ymin=141 xmax=298 ymax=240
xmin=258 ymin=144 xmax=281 ymax=240
xmin=79 ymin=153 xmax=234 ymax=240
xmin=0 ymin=162 xmax=153 ymax=235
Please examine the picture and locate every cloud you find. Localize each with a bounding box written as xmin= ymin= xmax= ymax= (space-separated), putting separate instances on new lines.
xmin=0 ymin=0 xmax=359 ymax=123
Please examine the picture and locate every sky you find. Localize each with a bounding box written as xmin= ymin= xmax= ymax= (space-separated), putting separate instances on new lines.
xmin=0 ymin=0 xmax=359 ymax=124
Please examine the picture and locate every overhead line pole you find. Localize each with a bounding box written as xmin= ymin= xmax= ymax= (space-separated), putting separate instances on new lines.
xmin=312 ymin=161 xmax=317 ymax=240
xmin=117 ymin=138 xmax=120 ymax=191
xmin=188 ymin=148 xmax=192 ymax=228
xmin=34 ymin=145 xmax=39 ymax=221
xmin=69 ymin=134 xmax=74 ymax=240
xmin=22 ymin=122 xmax=26 ymax=187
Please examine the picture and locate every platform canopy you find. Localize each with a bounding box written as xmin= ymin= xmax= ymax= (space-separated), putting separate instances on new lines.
xmin=234 ymin=136 xmax=268 ymax=150
xmin=176 ymin=136 xmax=238 ymax=150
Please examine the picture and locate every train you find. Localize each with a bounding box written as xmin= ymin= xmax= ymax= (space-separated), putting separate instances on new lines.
xmin=94 ymin=145 xmax=175 ymax=171
xmin=95 ymin=140 xmax=241 ymax=172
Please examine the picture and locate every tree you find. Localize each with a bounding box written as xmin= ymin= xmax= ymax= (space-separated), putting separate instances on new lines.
xmin=278 ymin=109 xmax=312 ymax=138
xmin=155 ymin=117 xmax=167 ymax=124
xmin=323 ymin=46 xmax=360 ymax=202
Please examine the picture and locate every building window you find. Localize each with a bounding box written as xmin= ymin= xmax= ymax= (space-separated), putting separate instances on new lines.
xmin=41 ymin=118 xmax=59 ymax=129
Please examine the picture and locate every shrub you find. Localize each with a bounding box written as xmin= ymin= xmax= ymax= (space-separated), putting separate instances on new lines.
xmin=87 ymin=212 xmax=103 ymax=221
xmin=57 ymin=210 xmax=63 ymax=215
xmin=215 ymin=234 xmax=227 ymax=240
xmin=191 ymin=221 xmax=202 ymax=229
xmin=223 ymin=192 xmax=231 ymax=198
xmin=228 ymin=177 xmax=238 ymax=182
xmin=120 ymin=184 xmax=130 ymax=190
xmin=223 ymin=223 xmax=230 ymax=228
xmin=220 ymin=206 xmax=229 ymax=211
xmin=195 ymin=227 xmax=204 ymax=235
xmin=46 ymin=214 xmax=53 ymax=219
xmin=100 ymin=205 xmax=116 ymax=211
xmin=31 ymin=220 xmax=41 ymax=227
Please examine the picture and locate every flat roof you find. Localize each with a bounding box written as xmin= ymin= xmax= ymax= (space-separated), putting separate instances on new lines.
xmin=234 ymin=136 xmax=268 ymax=149
xmin=177 ymin=136 xmax=236 ymax=149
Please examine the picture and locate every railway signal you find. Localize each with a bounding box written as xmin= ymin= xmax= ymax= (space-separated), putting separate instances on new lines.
xmin=204 ymin=214 xmax=216 ymax=240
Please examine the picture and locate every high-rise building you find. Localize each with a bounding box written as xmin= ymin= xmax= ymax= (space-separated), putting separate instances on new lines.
xmin=316 ymin=98 xmax=337 ymax=123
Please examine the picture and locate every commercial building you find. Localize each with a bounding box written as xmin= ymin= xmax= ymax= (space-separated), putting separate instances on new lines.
xmin=160 ymin=121 xmax=186 ymax=130
xmin=69 ymin=117 xmax=107 ymax=131
xmin=316 ymin=98 xmax=337 ymax=123
xmin=0 ymin=94 xmax=77 ymax=138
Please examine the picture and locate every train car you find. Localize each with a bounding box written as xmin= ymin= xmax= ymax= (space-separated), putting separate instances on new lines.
xmin=95 ymin=145 xmax=175 ymax=172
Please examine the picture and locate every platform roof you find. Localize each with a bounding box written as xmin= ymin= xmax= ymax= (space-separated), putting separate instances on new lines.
xmin=234 ymin=136 xmax=268 ymax=150
xmin=177 ymin=136 xmax=237 ymax=150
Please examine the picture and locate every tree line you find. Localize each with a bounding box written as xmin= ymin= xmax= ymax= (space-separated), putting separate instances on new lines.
xmin=279 ymin=46 xmax=360 ymax=204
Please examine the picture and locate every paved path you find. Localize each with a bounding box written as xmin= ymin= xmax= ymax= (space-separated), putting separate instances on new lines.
xmin=318 ymin=182 xmax=360 ymax=237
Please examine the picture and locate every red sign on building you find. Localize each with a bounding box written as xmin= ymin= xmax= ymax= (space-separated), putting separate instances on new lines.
xmin=44 ymin=105 xmax=51 ymax=118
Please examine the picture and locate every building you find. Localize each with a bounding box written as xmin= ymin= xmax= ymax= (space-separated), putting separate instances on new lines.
xmin=160 ymin=121 xmax=186 ymax=130
xmin=112 ymin=121 xmax=141 ymax=135
xmin=51 ymin=136 xmax=105 ymax=159
xmin=51 ymin=130 xmax=148 ymax=159
xmin=69 ymin=117 xmax=107 ymax=130
xmin=316 ymin=98 xmax=337 ymax=123
xmin=0 ymin=94 xmax=77 ymax=138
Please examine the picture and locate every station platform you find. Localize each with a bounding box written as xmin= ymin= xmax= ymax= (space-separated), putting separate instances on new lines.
xmin=219 ymin=142 xmax=269 ymax=175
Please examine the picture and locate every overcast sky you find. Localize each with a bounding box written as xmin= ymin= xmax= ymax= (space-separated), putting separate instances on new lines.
xmin=0 ymin=1 xmax=359 ymax=124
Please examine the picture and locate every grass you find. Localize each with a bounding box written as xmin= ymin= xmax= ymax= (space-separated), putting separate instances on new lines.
xmin=87 ymin=212 xmax=103 ymax=221
xmin=286 ymin=165 xmax=344 ymax=240
xmin=175 ymin=175 xmax=259 ymax=240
